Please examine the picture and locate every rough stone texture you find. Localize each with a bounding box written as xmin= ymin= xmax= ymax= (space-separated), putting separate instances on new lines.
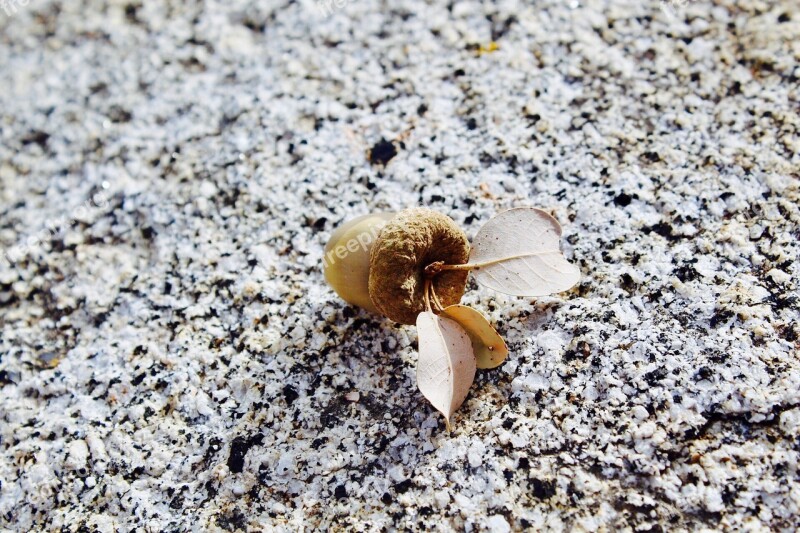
xmin=0 ymin=0 xmax=798 ymax=531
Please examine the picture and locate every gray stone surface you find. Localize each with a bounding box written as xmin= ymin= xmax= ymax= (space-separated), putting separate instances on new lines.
xmin=1 ymin=0 xmax=798 ymax=531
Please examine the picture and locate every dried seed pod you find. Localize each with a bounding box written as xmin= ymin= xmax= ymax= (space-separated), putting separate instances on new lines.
xmin=369 ymin=208 xmax=469 ymax=325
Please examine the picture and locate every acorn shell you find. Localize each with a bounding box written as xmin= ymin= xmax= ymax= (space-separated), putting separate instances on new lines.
xmin=368 ymin=208 xmax=470 ymax=325
xmin=323 ymin=213 xmax=395 ymax=314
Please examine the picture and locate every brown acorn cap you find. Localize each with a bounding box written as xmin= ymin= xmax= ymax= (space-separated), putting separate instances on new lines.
xmin=368 ymin=208 xmax=470 ymax=325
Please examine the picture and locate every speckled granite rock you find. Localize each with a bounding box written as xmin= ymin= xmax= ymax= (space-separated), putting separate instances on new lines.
xmin=1 ymin=0 xmax=798 ymax=531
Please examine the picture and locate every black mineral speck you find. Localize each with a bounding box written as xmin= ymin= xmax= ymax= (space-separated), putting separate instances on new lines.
xmin=169 ymin=494 xmax=183 ymax=510
xmin=141 ymin=226 xmax=156 ymax=240
xmin=614 ymin=193 xmax=633 ymax=207
xmin=334 ymin=484 xmax=348 ymax=499
xmin=217 ymin=509 xmax=247 ymax=532
xmin=0 ymin=370 xmax=17 ymax=386
xmin=531 ymin=478 xmax=556 ymax=499
xmin=394 ymin=479 xmax=413 ymax=493
xmin=108 ymin=105 xmax=133 ymax=123
xmin=648 ymin=222 xmax=674 ymax=239
xmin=124 ymin=3 xmax=140 ymax=24
xmin=675 ymin=264 xmax=699 ymax=282
xmin=369 ymin=138 xmax=397 ymax=165
xmin=710 ymin=309 xmax=733 ymax=328
xmin=620 ymin=273 xmax=636 ymax=292
xmin=644 ymin=367 xmax=667 ymax=385
xmin=227 ymin=434 xmax=263 ymax=474
xmin=21 ymin=130 xmax=50 ymax=148
xmin=283 ymin=385 xmax=299 ymax=406
xmin=695 ymin=366 xmax=713 ymax=382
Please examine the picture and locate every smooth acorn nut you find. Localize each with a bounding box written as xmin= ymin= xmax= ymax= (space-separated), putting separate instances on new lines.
xmin=369 ymin=208 xmax=470 ymax=325
xmin=323 ymin=213 xmax=394 ymax=314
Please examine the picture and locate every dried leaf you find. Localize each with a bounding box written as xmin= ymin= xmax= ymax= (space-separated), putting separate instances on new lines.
xmin=441 ymin=305 xmax=509 ymax=369
xmin=416 ymin=311 xmax=476 ymax=430
xmin=468 ymin=207 xmax=580 ymax=296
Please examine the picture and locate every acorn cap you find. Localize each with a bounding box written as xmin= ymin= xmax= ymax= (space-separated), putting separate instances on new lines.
xmin=368 ymin=208 xmax=470 ymax=325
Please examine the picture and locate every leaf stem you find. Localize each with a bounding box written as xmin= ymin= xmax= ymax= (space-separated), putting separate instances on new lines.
xmin=426 ymin=251 xmax=563 ymax=276
xmin=423 ymin=278 xmax=432 ymax=313
xmin=429 ymin=283 xmax=445 ymax=313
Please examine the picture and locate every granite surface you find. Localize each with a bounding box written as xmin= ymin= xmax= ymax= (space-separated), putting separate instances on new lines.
xmin=1 ymin=0 xmax=799 ymax=531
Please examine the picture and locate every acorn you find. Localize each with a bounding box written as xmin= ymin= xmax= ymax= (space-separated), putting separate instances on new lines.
xmin=324 ymin=208 xmax=470 ymax=324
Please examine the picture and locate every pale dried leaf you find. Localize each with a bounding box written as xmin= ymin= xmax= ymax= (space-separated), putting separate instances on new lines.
xmin=416 ymin=311 xmax=476 ymax=430
xmin=442 ymin=305 xmax=509 ymax=369
xmin=468 ymin=207 xmax=580 ymax=296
